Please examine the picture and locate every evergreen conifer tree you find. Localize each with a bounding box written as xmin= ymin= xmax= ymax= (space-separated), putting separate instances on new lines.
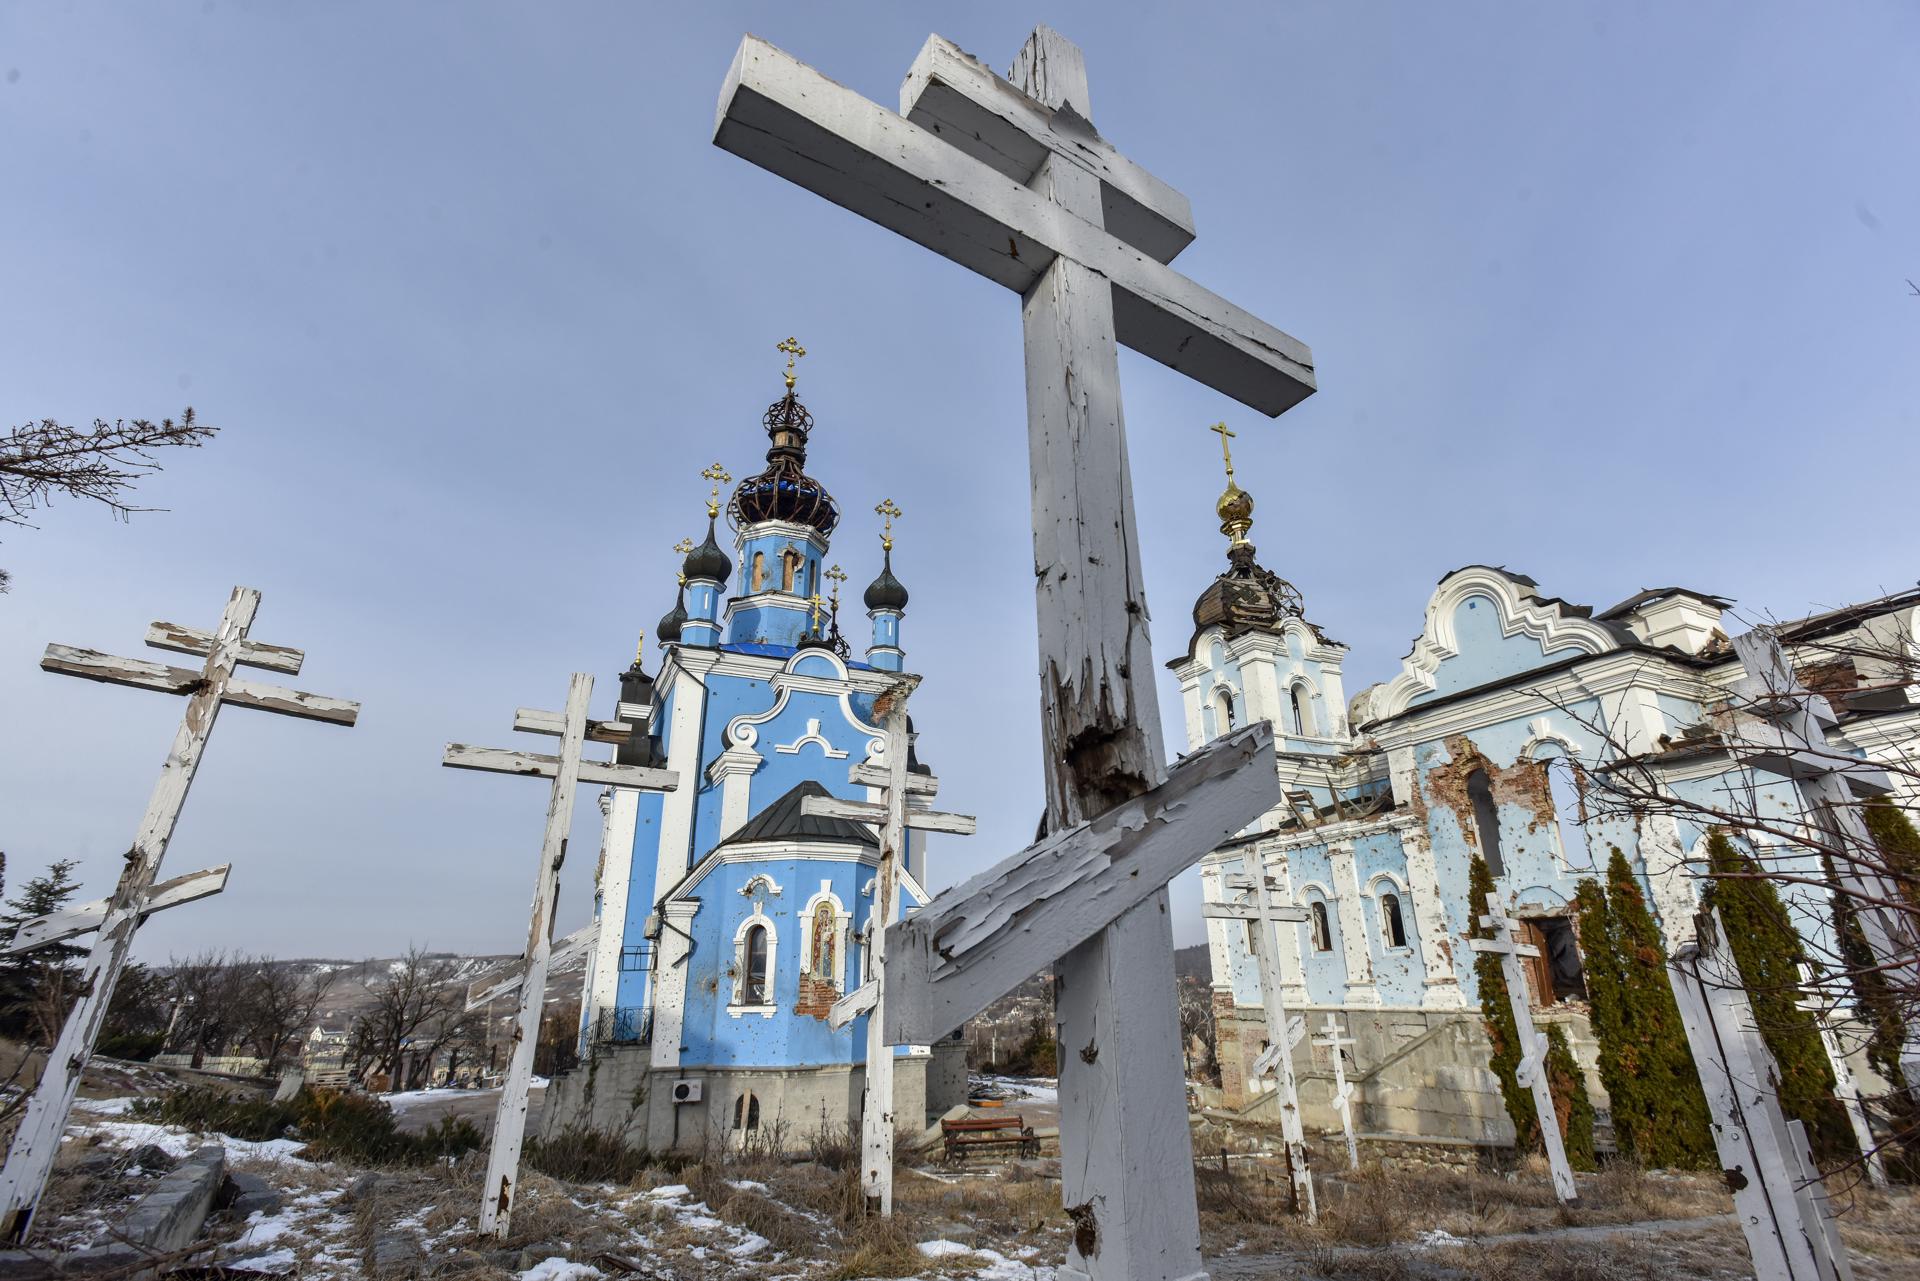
xmin=1863 ymin=799 xmax=1920 ymax=903
xmin=1573 ymin=876 xmax=1636 ymax=1158
xmin=0 ymin=859 xmax=85 ymax=1042
xmin=1545 ymin=1022 xmax=1596 ymax=1171
xmin=1594 ymin=847 xmax=1717 ymax=1168
xmin=1700 ymin=830 xmax=1856 ymax=1162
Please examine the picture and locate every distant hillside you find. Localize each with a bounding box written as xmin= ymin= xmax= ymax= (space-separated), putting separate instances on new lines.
xmin=1174 ymin=943 xmax=1211 ymax=984
xmin=235 ymin=952 xmax=587 ymax=1034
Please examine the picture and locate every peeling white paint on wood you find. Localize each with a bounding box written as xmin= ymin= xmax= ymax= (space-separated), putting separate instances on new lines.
xmin=4 ymin=864 xmax=230 ymax=955
xmin=1469 ymin=894 xmax=1578 ymax=1205
xmin=800 ymin=793 xmax=977 ymax=835
xmin=466 ymin=921 xmax=599 ymax=1012
xmin=442 ymin=743 xmax=676 ymax=792
xmin=0 ymin=588 xmax=357 ymax=1242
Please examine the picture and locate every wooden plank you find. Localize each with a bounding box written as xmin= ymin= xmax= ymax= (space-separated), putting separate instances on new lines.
xmin=898 ymin=34 xmax=1194 ymax=264
xmin=848 ymin=762 xmax=938 ymax=795
xmin=513 ymin=707 xmax=635 ymax=746
xmin=800 ymin=794 xmax=977 ymax=835
xmin=442 ymin=744 xmax=677 ymax=792
xmin=224 ymin=677 xmax=360 ymax=726
xmin=714 ymin=35 xmax=1316 ymax=417
xmin=41 ymin=645 xmax=198 ymax=695
xmin=883 ymin=721 xmax=1275 ymax=1044
xmin=828 ymin=979 xmax=878 ymax=1030
xmin=144 ymin=621 xmax=303 ymax=675
xmin=4 ymin=865 xmax=230 ymax=955
xmin=465 ymin=922 xmax=597 ymax=1011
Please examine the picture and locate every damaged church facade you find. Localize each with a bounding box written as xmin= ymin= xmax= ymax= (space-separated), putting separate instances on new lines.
xmin=543 ymin=353 xmax=965 ymax=1151
xmin=1182 ymin=457 xmax=1920 ymax=1144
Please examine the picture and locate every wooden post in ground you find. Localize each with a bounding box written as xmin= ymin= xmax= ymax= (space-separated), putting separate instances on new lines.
xmin=1203 ymin=867 xmax=1315 ymax=1218
xmin=0 ymin=587 xmax=359 ymax=1242
xmin=804 ymin=677 xmax=977 ymax=1216
xmin=441 ymin=675 xmax=678 ymax=1237
xmin=1669 ymin=910 xmax=1853 ymax=1281
xmin=715 ymin=23 xmax=1317 ymax=1277
xmin=1313 ymin=1015 xmax=1360 ymax=1171
xmin=1468 ymin=893 xmax=1579 ymax=1205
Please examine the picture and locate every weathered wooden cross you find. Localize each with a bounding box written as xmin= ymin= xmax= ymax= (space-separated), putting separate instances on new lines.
xmin=1726 ymin=628 xmax=1920 ymax=1087
xmin=801 ymin=678 xmax=975 ymax=1216
xmin=716 ymin=25 xmax=1313 ymax=1278
xmin=1669 ymin=909 xmax=1853 ymax=1281
xmin=1467 ymin=893 xmax=1578 ymax=1204
xmin=1795 ymin=974 xmax=1887 ymax=1190
xmin=1202 ymin=868 xmax=1315 ymax=1218
xmin=0 ymin=587 xmax=359 ymax=1241
xmin=442 ymin=673 xmax=679 ymax=1237
xmin=1312 ymin=1014 xmax=1360 ymax=1171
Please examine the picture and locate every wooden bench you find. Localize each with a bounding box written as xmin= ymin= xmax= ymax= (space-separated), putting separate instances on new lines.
xmin=942 ymin=1113 xmax=1038 ymax=1161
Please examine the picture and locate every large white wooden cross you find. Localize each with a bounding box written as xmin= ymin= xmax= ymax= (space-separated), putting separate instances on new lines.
xmin=1467 ymin=894 xmax=1578 ymax=1204
xmin=1726 ymin=628 xmax=1920 ymax=1087
xmin=1311 ymin=1015 xmax=1360 ymax=1171
xmin=1669 ymin=910 xmax=1853 ymax=1281
xmin=442 ymin=673 xmax=679 ymax=1237
xmin=1201 ymin=868 xmax=1316 ymax=1219
xmin=0 ymin=586 xmax=359 ymax=1241
xmin=717 ymin=26 xmax=1314 ymax=1279
xmin=800 ymin=677 xmax=975 ymax=1217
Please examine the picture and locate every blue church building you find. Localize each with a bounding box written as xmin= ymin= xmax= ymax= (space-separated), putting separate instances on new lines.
xmin=544 ymin=352 xmax=965 ymax=1150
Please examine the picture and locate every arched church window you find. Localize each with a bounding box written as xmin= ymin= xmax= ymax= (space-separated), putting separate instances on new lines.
xmin=751 ymin=551 xmax=767 ymax=592
xmin=1290 ymin=684 xmax=1315 ymax=737
xmin=733 ymin=1090 xmax=760 ymax=1131
xmin=743 ymin=923 xmax=770 ymax=1005
xmin=781 ymin=549 xmax=800 ymax=593
xmin=1214 ymin=688 xmax=1236 ymax=732
xmin=1467 ymin=768 xmax=1505 ymax=878
xmin=806 ymin=560 xmax=818 ymax=598
xmin=1309 ymin=901 xmax=1332 ymax=952
xmin=1542 ymin=756 xmax=1593 ymax=871
xmin=1379 ymin=892 xmax=1407 ymax=949
xmin=810 ymin=900 xmax=837 ymax=982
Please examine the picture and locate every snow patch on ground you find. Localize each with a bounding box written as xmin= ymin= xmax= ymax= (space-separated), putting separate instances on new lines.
xmin=73 ymin=1096 xmax=138 ymax=1115
xmin=518 ymin=1260 xmax=605 ymax=1281
xmin=977 ymin=1075 xmax=1059 ymax=1103
xmin=225 ymin=1246 xmax=298 ymax=1272
xmin=918 ymin=1239 xmax=1056 ymax=1279
xmin=76 ymin=1118 xmax=309 ymax=1164
xmin=1418 ymin=1228 xmax=1468 ymax=1249
xmin=383 ymin=1087 xmax=492 ymax=1110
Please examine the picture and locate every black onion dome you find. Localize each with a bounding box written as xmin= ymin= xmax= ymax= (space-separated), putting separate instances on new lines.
xmin=728 ymin=389 xmax=840 ymax=535
xmin=655 ymin=586 xmax=687 ymax=645
xmin=863 ymin=547 xmax=909 ymax=611
xmin=682 ymin=515 xmax=732 ymax=583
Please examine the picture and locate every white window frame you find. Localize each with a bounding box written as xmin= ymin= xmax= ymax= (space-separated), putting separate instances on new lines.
xmin=730 ymin=907 xmax=778 ymax=1017
xmin=798 ymin=880 xmax=851 ymax=991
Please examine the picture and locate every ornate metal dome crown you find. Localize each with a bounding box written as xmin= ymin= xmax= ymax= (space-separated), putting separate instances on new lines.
xmin=729 ymin=339 xmax=840 ymax=535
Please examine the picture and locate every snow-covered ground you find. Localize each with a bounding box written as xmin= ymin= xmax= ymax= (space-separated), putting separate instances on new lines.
xmin=974 ymin=1075 xmax=1059 ymax=1104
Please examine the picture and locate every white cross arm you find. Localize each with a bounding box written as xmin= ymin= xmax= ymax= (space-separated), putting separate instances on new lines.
xmin=1251 ymin=1016 xmax=1307 ymax=1077
xmin=898 ymin=35 xmax=1194 ymax=264
xmin=441 ymin=744 xmax=678 ymax=792
xmin=4 ymin=864 xmax=230 ymax=955
xmin=882 ymin=721 xmax=1277 ymax=1043
xmin=847 ymin=762 xmax=939 ymax=796
xmin=828 ymin=979 xmax=879 ymax=1030
xmin=714 ymin=36 xmax=1316 ymax=417
xmin=1512 ymin=1030 xmax=1549 ymax=1089
xmin=465 ymin=922 xmax=598 ymax=1011
xmin=1201 ymin=900 xmax=1309 ymax=923
xmin=41 ymin=645 xmax=360 ymax=726
xmin=144 ymin=621 xmax=304 ymax=675
xmin=1467 ymin=936 xmax=1540 ymax=959
xmin=799 ymin=794 xmax=977 ymax=836
xmin=512 ymin=708 xmax=637 ymax=747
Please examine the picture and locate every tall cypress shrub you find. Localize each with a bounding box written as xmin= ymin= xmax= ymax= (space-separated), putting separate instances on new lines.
xmin=1545 ymin=1023 xmax=1597 ymax=1172
xmin=1699 ymin=830 xmax=1856 ymax=1162
xmin=1574 ymin=849 xmax=1716 ymax=1169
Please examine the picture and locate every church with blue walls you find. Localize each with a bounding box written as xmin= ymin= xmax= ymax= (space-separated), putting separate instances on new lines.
xmin=544 ymin=345 xmax=966 ymax=1150
xmin=1174 ymin=431 xmax=1920 ymax=1145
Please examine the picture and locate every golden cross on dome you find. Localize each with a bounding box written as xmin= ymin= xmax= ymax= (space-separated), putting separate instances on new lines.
xmin=807 ymin=592 xmax=827 ymax=636
xmin=825 ymin=563 xmax=848 ymax=615
xmin=700 ymin=462 xmax=733 ymax=518
xmin=777 ymin=336 xmax=807 ymax=390
xmin=874 ymin=497 xmax=902 ymax=551
xmin=673 ymin=537 xmax=694 ymax=586
xmin=1209 ymin=421 xmax=1237 ymax=481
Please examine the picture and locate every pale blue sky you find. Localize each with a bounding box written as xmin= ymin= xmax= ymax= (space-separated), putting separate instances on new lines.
xmin=1 ymin=3 xmax=1914 ymax=960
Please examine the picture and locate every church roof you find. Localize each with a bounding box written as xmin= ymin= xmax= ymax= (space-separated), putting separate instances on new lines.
xmin=718 ymin=779 xmax=878 ymax=850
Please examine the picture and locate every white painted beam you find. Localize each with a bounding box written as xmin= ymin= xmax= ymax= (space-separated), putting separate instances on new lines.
xmin=898 ymin=34 xmax=1194 ymax=264
xmin=144 ymin=621 xmax=304 ymax=674
xmin=513 ymin=707 xmax=636 ymax=746
xmin=714 ymin=36 xmax=1316 ymax=417
xmin=4 ymin=865 xmax=231 ymax=955
xmin=848 ymin=762 xmax=938 ymax=795
xmin=800 ymin=794 xmax=977 ymax=835
xmin=829 ymin=979 xmax=878 ymax=1030
xmin=441 ymin=744 xmax=677 ymax=792
xmin=882 ymin=722 xmax=1276 ymax=1044
xmin=40 ymin=646 xmax=360 ymax=726
xmin=465 ymin=922 xmax=598 ymax=1012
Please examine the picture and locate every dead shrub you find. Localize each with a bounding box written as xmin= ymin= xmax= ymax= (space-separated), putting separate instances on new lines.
xmin=524 ymin=1122 xmax=650 ymax=1185
xmin=827 ymin=1212 xmax=927 ymax=1281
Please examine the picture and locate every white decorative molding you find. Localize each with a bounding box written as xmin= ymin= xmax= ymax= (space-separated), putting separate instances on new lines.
xmin=724 ymin=648 xmax=883 ymax=757
xmin=798 ymin=880 xmax=852 ymax=990
xmin=730 ymin=906 xmax=778 ymax=1015
xmin=740 ymin=872 xmax=783 ymax=898
xmin=1375 ymin=567 xmax=1623 ymax=721
xmin=775 ymin=716 xmax=850 ymax=759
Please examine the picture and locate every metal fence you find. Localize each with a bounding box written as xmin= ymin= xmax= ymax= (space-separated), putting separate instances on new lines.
xmin=591 ymin=1005 xmax=652 ymax=1046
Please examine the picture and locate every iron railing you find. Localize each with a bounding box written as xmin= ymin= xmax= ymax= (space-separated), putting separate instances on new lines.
xmin=592 ymin=1005 xmax=652 ymax=1046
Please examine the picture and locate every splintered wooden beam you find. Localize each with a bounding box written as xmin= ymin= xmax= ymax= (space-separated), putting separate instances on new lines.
xmin=847 ymin=763 xmax=939 ymax=795
xmin=799 ymin=794 xmax=978 ymax=835
xmin=41 ymin=645 xmax=360 ymax=726
xmin=441 ymin=743 xmax=677 ymax=792
xmin=465 ymin=922 xmax=598 ymax=1011
xmin=714 ymin=35 xmax=1316 ymax=416
xmin=3 ymin=864 xmax=231 ymax=955
xmin=898 ymin=34 xmax=1194 ymax=264
xmin=144 ymin=621 xmax=304 ymax=675
xmin=512 ymin=707 xmax=637 ymax=746
xmin=829 ymin=979 xmax=879 ymax=1030
xmin=882 ymin=721 xmax=1276 ymax=1043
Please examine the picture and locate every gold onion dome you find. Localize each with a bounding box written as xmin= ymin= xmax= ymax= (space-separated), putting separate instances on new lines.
xmin=729 ymin=337 xmax=840 ymax=535
xmin=1191 ymin=423 xmax=1304 ymax=636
